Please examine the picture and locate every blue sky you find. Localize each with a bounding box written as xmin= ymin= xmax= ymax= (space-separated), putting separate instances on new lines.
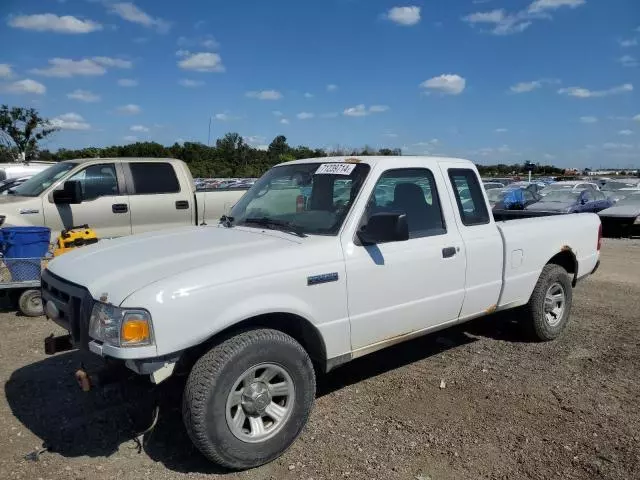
xmin=1 ymin=0 xmax=638 ymax=168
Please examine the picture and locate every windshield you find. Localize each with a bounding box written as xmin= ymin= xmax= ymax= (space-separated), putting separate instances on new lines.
xmin=9 ymin=162 xmax=77 ymax=197
xmin=542 ymin=190 xmax=580 ymax=202
xmin=229 ymin=162 xmax=370 ymax=235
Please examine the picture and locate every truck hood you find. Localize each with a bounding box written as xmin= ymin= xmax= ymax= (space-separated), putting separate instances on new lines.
xmin=46 ymin=226 xmax=302 ymax=305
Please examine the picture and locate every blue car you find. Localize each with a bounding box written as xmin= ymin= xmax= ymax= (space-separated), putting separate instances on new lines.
xmin=487 ymin=187 xmax=541 ymax=210
xmin=526 ymin=188 xmax=614 ymax=214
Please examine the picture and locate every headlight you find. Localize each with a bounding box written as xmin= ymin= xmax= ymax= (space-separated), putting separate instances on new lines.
xmin=89 ymin=302 xmax=154 ymax=347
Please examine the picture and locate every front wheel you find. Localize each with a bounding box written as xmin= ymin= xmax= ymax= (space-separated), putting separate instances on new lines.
xmin=182 ymin=329 xmax=316 ymax=470
xmin=523 ymin=264 xmax=573 ymax=341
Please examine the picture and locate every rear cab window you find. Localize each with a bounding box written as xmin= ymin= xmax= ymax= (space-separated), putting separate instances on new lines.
xmin=129 ymin=162 xmax=180 ymax=194
xmin=448 ymin=168 xmax=490 ymax=226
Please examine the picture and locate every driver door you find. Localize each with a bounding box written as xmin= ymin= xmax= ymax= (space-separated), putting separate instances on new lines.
xmin=43 ymin=163 xmax=131 ymax=238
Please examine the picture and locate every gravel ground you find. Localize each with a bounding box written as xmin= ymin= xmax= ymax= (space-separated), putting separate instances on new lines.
xmin=0 ymin=239 xmax=639 ymax=480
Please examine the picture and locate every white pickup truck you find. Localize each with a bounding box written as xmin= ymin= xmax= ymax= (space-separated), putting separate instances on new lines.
xmin=42 ymin=156 xmax=601 ymax=470
xmin=0 ymin=157 xmax=246 ymax=238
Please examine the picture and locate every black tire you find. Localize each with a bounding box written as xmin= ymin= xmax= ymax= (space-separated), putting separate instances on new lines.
xmin=182 ymin=328 xmax=316 ymax=470
xmin=523 ymin=264 xmax=573 ymax=341
xmin=18 ymin=289 xmax=43 ymax=317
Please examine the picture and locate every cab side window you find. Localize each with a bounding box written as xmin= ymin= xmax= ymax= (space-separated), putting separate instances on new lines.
xmin=68 ymin=164 xmax=119 ymax=201
xmin=364 ymin=168 xmax=446 ymax=238
xmin=448 ymin=169 xmax=490 ymax=226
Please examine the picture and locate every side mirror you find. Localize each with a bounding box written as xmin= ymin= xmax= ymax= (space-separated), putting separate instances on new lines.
xmin=357 ymin=212 xmax=409 ymax=246
xmin=53 ymin=180 xmax=82 ymax=204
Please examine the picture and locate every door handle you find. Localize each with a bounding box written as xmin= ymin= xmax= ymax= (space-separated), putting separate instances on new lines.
xmin=176 ymin=200 xmax=189 ymax=210
xmin=442 ymin=246 xmax=457 ymax=258
xmin=112 ymin=203 xmax=128 ymax=214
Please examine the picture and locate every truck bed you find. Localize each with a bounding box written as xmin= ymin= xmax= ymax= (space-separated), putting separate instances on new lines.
xmin=495 ymin=213 xmax=601 ymax=310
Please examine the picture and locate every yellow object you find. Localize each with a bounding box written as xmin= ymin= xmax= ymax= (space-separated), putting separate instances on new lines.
xmin=53 ymin=224 xmax=99 ymax=257
xmin=121 ymin=319 xmax=151 ymax=344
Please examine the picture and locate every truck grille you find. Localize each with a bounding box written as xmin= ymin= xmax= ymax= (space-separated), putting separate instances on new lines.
xmin=41 ymin=270 xmax=94 ymax=349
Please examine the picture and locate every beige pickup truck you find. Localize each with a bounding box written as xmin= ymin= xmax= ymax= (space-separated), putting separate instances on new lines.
xmin=0 ymin=158 xmax=247 ymax=238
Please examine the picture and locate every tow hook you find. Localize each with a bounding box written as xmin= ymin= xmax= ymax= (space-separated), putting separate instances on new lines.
xmin=74 ymin=363 xmax=130 ymax=392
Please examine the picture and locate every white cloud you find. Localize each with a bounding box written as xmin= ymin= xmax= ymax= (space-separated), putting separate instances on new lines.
xmin=124 ymin=135 xmax=138 ymax=142
xmin=618 ymin=55 xmax=638 ymax=67
xmin=509 ymin=78 xmax=560 ymax=93
xmin=619 ymin=38 xmax=638 ymax=48
xmin=326 ymin=84 xmax=338 ymax=92
xmin=558 ymin=83 xmax=633 ymax=98
xmin=109 ymin=2 xmax=170 ymax=33
xmin=178 ymin=52 xmax=224 ymax=72
xmin=634 ymin=114 xmax=640 ymax=122
xmin=0 ymin=64 xmax=13 ymax=78
xmin=31 ymin=58 xmax=106 ymax=77
xmin=8 ymin=13 xmax=102 ymax=34
xmin=463 ymin=0 xmax=585 ymax=35
xmin=385 ymin=6 xmax=421 ymax=26
xmin=383 ymin=132 xmax=398 ymax=138
xmin=579 ymin=116 xmax=598 ymax=123
xmin=178 ymin=79 xmax=204 ymax=87
xmin=130 ymin=125 xmax=149 ymax=132
xmin=214 ymin=113 xmax=231 ymax=121
xmin=528 ymin=0 xmax=585 ymax=14
xmin=118 ymin=78 xmax=138 ymax=87
xmin=463 ymin=9 xmax=505 ymax=24
xmin=4 ymin=79 xmax=46 ymax=95
xmin=116 ymin=104 xmax=141 ymax=115
xmin=280 ymin=118 xmax=290 ymax=125
xmin=177 ymin=35 xmax=219 ymax=50
xmin=50 ymin=112 xmax=90 ymax=130
xmin=420 ymin=74 xmax=466 ymax=95
xmin=92 ymin=56 xmax=132 ymax=68
xmin=495 ymin=128 xmax=508 ymax=132
xmin=343 ymin=104 xmax=390 ymax=117
xmin=618 ymin=130 xmax=634 ymax=136
xmin=176 ymin=49 xmax=190 ymax=57
xmin=272 ymin=110 xmax=283 ymax=117
xmin=246 ymin=90 xmax=282 ymax=100
xmin=303 ymin=92 xmax=314 ymax=98
xmin=510 ymin=80 xmax=542 ymax=93
xmin=67 ymin=89 xmax=100 ymax=102
xmin=603 ymin=142 xmax=633 ymax=150
xmin=297 ymin=112 xmax=315 ymax=120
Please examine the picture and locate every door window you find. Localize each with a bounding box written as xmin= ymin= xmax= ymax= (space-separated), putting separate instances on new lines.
xmin=582 ymin=190 xmax=594 ymax=202
xmin=523 ymin=190 xmax=535 ymax=203
xmin=448 ymin=169 xmax=490 ymax=226
xmin=68 ymin=164 xmax=119 ymax=201
xmin=363 ymin=168 xmax=446 ymax=238
xmin=130 ymin=163 xmax=180 ymax=194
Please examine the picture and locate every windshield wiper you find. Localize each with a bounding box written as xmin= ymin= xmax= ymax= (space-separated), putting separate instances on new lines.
xmin=219 ymin=215 xmax=234 ymax=227
xmin=242 ymin=217 xmax=307 ymax=237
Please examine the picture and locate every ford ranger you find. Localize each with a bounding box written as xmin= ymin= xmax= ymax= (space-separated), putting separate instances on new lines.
xmin=41 ymin=156 xmax=602 ymax=470
xmin=0 ymin=157 xmax=246 ymax=238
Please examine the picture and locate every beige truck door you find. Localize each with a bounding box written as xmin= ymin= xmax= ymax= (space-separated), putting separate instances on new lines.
xmin=43 ymin=162 xmax=131 ymax=239
xmin=124 ymin=161 xmax=194 ymax=234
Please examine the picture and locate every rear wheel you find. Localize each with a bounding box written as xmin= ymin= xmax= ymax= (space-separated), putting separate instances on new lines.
xmin=182 ymin=329 xmax=316 ymax=470
xmin=18 ymin=289 xmax=43 ymax=317
xmin=523 ymin=264 xmax=573 ymax=341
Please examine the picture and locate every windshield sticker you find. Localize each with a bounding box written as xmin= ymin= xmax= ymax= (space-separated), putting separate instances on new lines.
xmin=315 ymin=163 xmax=356 ymax=176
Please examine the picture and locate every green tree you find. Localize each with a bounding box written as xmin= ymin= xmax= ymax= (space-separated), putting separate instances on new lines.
xmin=0 ymin=105 xmax=57 ymax=161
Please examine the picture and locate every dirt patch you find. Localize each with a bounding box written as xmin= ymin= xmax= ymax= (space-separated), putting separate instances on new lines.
xmin=0 ymin=239 xmax=638 ymax=480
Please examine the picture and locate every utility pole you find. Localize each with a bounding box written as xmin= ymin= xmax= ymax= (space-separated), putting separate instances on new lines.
xmin=207 ymin=116 xmax=212 ymax=146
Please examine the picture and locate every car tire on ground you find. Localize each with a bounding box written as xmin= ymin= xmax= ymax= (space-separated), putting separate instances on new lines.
xmin=523 ymin=264 xmax=573 ymax=341
xmin=182 ymin=328 xmax=316 ymax=470
xmin=18 ymin=289 xmax=43 ymax=317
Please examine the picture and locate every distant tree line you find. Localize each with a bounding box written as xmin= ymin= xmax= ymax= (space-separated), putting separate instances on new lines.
xmin=0 ymin=104 xmax=569 ymax=179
